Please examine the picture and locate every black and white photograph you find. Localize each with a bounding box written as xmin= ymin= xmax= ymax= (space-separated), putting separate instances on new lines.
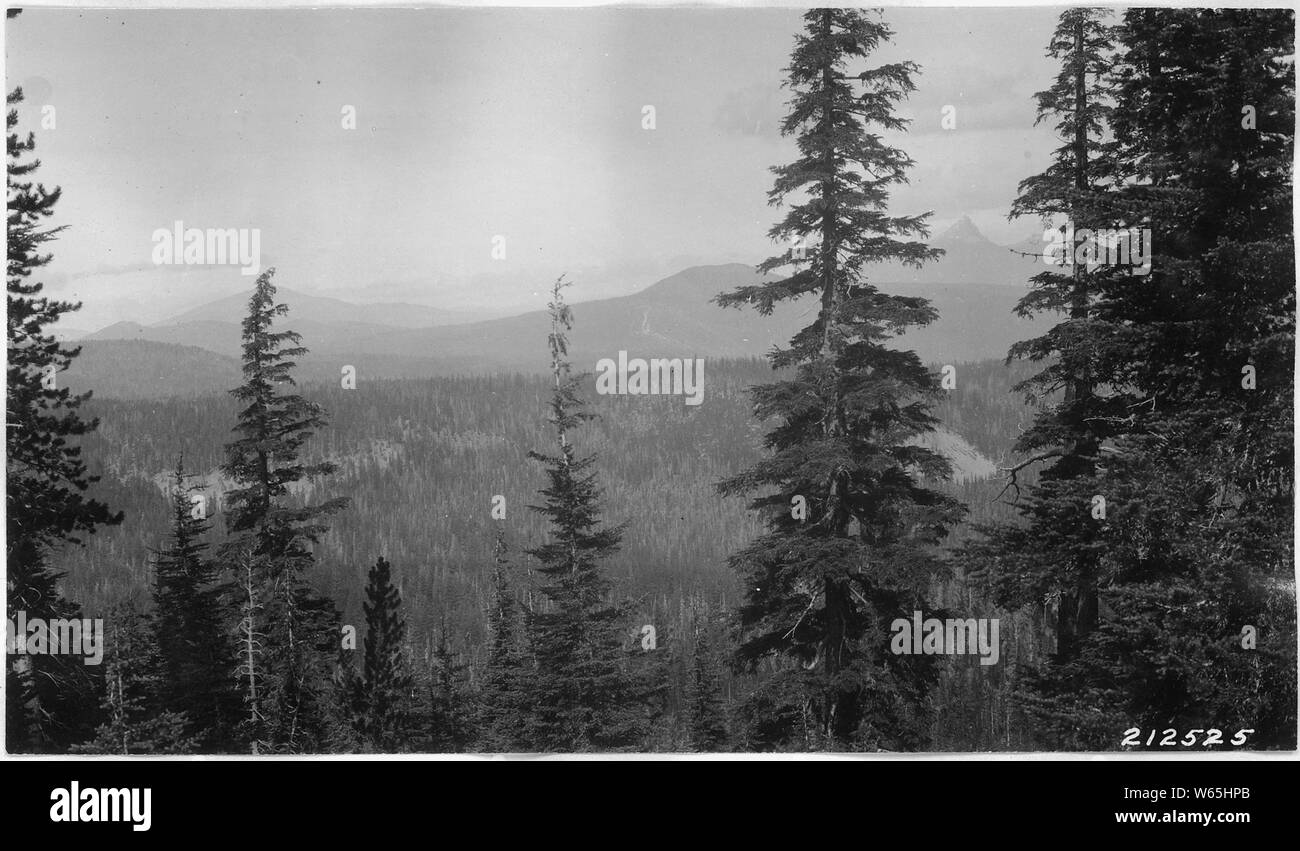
xmin=3 ymin=0 xmax=1295 ymax=772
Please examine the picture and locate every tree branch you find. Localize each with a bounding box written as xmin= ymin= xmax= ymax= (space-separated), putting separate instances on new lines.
xmin=995 ymin=449 xmax=1065 ymax=504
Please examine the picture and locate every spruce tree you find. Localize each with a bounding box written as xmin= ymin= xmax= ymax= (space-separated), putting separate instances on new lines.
xmin=6 ymin=82 xmax=121 ymax=751
xmin=523 ymin=276 xmax=644 ymax=752
xmin=715 ymin=8 xmax=962 ymax=750
xmin=353 ymin=555 xmax=414 ymax=752
xmin=220 ymin=267 xmax=348 ymax=753
xmin=152 ymin=457 xmax=235 ymax=749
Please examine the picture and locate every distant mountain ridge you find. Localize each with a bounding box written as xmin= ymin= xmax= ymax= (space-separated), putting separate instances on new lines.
xmin=874 ymin=214 xmax=1045 ymax=287
xmin=65 ymin=339 xmax=241 ymax=399
xmin=154 ymin=286 xmax=491 ymax=329
xmin=78 ymin=219 xmax=1046 ymax=395
xmin=78 ymin=268 xmax=1042 ymax=391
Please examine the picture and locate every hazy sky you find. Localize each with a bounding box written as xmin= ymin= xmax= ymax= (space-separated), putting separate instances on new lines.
xmin=6 ymin=6 xmax=1066 ymax=329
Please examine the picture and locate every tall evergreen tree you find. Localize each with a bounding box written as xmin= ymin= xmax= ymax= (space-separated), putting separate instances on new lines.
xmin=425 ymin=629 xmax=472 ymax=752
xmin=1006 ymin=6 xmax=1118 ymax=474
xmin=975 ymin=7 xmax=1295 ymax=748
xmin=963 ymin=6 xmax=1123 ymax=689
xmin=6 ymin=82 xmax=121 ymax=751
xmin=220 ymin=267 xmax=348 ymax=753
xmin=325 ymin=640 xmax=363 ymax=753
xmin=72 ymin=606 xmax=195 ymax=755
xmin=1073 ymin=7 xmax=1295 ymax=748
xmin=523 ymin=277 xmax=645 ymax=751
xmin=715 ymin=8 xmax=963 ymax=750
xmin=352 ymin=555 xmax=414 ymax=752
xmin=686 ymin=616 xmax=730 ymax=752
xmin=152 ymin=457 xmax=235 ymax=749
xmin=479 ymin=530 xmax=528 ymax=750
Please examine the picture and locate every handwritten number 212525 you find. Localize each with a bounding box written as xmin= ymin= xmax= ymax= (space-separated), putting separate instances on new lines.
xmin=1120 ymin=728 xmax=1253 ymax=748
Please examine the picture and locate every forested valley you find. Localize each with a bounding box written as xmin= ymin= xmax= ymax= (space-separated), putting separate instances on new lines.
xmin=8 ymin=6 xmax=1294 ymax=754
xmin=48 ymin=355 xmax=1039 ymax=750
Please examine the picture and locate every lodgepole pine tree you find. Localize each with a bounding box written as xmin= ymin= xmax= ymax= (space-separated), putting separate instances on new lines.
xmin=715 ymin=8 xmax=963 ymax=750
xmin=220 ymin=268 xmax=348 ymax=753
xmin=353 ymin=556 xmax=414 ymax=752
xmin=152 ymin=457 xmax=235 ymax=749
xmin=522 ymin=277 xmax=644 ymax=751
xmin=6 ymin=82 xmax=122 ymax=751
xmin=479 ymin=529 xmax=528 ymax=750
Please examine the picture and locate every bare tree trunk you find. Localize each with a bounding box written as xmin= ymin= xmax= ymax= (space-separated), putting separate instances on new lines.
xmin=236 ymin=548 xmax=264 ymax=755
xmin=1062 ymin=17 xmax=1099 ymax=652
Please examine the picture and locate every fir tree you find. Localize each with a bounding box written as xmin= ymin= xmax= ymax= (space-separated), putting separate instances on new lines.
xmin=219 ymin=267 xmax=348 ymax=753
xmin=6 ymin=82 xmax=121 ymax=751
xmin=963 ymin=7 xmax=1123 ymax=686
xmin=152 ymin=457 xmax=235 ymax=749
xmin=325 ymin=640 xmax=363 ymax=753
xmin=353 ymin=555 xmax=414 ymax=752
xmin=426 ymin=629 xmax=472 ymax=752
xmin=975 ymin=7 xmax=1295 ymax=748
xmin=522 ymin=276 xmax=645 ymax=752
xmin=1069 ymin=7 xmax=1296 ymax=748
xmin=72 ymin=606 xmax=195 ymax=755
xmin=686 ymin=617 xmax=730 ymax=752
xmin=628 ymin=620 xmax=679 ymax=752
xmin=715 ymin=8 xmax=963 ymax=750
xmin=479 ymin=530 xmax=528 ymax=751
xmin=1006 ymin=6 xmax=1119 ymax=476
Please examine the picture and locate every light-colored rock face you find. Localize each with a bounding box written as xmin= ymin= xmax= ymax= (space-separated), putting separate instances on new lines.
xmin=908 ymin=428 xmax=998 ymax=484
xmin=149 ymin=439 xmax=407 ymax=513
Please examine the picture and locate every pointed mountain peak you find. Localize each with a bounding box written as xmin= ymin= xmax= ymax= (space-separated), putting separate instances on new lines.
xmin=937 ymin=214 xmax=990 ymax=244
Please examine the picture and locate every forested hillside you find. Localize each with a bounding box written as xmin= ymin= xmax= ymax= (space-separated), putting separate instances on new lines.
xmin=47 ymin=357 xmax=1041 ymax=748
xmin=57 ymin=358 xmax=1030 ymax=631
